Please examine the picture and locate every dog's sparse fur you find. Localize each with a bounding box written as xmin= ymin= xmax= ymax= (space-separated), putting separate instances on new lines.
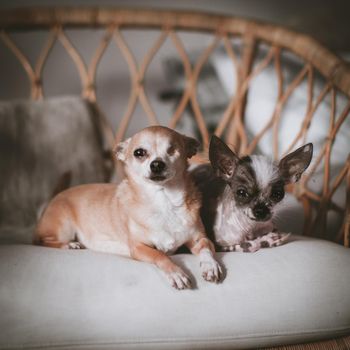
xmin=34 ymin=126 xmax=223 ymax=289
xmin=192 ymin=136 xmax=313 ymax=252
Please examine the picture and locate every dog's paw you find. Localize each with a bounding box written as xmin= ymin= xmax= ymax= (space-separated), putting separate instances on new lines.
xmin=200 ymin=259 xmax=223 ymax=283
xmin=68 ymin=241 xmax=84 ymax=249
xmin=222 ymin=242 xmax=260 ymax=253
xmin=222 ymin=245 xmax=237 ymax=252
xmin=165 ymin=269 xmax=192 ymax=290
xmin=260 ymin=231 xmax=291 ymax=248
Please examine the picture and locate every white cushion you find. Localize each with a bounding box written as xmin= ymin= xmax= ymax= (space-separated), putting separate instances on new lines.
xmin=0 ymin=236 xmax=349 ymax=349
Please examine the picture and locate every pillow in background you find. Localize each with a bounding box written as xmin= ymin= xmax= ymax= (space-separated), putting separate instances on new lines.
xmin=0 ymin=96 xmax=112 ymax=243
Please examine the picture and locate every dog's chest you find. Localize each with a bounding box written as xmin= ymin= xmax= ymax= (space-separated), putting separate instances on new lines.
xmin=214 ymin=197 xmax=254 ymax=246
xmin=145 ymin=189 xmax=194 ymax=253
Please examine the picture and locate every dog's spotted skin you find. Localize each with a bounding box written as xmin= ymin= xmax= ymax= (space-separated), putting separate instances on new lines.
xmin=221 ymin=231 xmax=291 ymax=252
xmin=192 ymin=136 xmax=312 ymax=254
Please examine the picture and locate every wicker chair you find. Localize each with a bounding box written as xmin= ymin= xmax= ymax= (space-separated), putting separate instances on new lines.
xmin=0 ymin=7 xmax=349 ymax=350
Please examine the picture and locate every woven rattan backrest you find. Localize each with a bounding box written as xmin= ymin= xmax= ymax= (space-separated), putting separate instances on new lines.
xmin=0 ymin=7 xmax=349 ymax=245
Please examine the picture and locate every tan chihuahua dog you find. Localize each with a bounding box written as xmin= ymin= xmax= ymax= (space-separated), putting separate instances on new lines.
xmin=35 ymin=126 xmax=223 ymax=289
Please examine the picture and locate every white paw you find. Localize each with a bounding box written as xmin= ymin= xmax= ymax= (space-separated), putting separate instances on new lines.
xmin=222 ymin=245 xmax=234 ymax=252
xmin=68 ymin=242 xmax=83 ymax=249
xmin=165 ymin=269 xmax=192 ymax=290
xmin=200 ymin=258 xmax=223 ymax=283
xmin=261 ymin=232 xmax=291 ymax=248
xmin=273 ymin=232 xmax=291 ymax=246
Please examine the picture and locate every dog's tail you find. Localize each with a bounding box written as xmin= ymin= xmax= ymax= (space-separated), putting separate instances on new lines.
xmin=33 ymin=171 xmax=72 ymax=245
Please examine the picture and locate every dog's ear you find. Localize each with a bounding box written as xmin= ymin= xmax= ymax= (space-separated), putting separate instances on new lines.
xmin=279 ymin=143 xmax=313 ymax=184
xmin=113 ymin=138 xmax=131 ymax=162
xmin=183 ymin=135 xmax=200 ymax=159
xmin=209 ymin=135 xmax=239 ymax=180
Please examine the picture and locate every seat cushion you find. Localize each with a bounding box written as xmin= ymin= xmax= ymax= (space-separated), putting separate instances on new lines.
xmin=0 ymin=235 xmax=349 ymax=349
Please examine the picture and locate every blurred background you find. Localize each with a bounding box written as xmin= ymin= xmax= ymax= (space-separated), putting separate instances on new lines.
xmin=1 ymin=0 xmax=350 ymax=52
xmin=1 ymin=0 xmax=349 ymax=239
xmin=1 ymin=0 xmax=350 ymax=137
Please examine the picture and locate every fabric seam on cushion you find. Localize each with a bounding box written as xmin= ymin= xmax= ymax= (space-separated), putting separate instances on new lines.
xmin=1 ymin=327 xmax=349 ymax=349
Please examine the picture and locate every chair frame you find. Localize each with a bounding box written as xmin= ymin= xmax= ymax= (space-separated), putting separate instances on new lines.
xmin=0 ymin=7 xmax=349 ymax=246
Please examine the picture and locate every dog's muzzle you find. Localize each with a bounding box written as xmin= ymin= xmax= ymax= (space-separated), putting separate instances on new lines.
xmin=252 ymin=204 xmax=271 ymax=222
xmin=150 ymin=159 xmax=167 ymax=181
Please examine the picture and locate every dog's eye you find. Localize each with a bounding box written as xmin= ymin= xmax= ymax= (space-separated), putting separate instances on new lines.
xmin=167 ymin=145 xmax=176 ymax=156
xmin=133 ymin=148 xmax=147 ymax=158
xmin=271 ymin=188 xmax=284 ymax=201
xmin=236 ymin=189 xmax=249 ymax=198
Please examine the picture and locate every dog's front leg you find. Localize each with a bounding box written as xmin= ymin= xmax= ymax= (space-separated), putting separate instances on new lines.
xmin=187 ymin=236 xmax=223 ymax=283
xmin=258 ymin=230 xmax=291 ymax=248
xmin=222 ymin=239 xmax=262 ymax=253
xmin=222 ymin=230 xmax=291 ymax=252
xmin=130 ymin=243 xmax=191 ymax=290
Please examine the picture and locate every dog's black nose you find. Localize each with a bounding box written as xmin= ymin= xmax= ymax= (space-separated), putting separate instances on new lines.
xmin=150 ymin=160 xmax=166 ymax=174
xmin=253 ymin=204 xmax=270 ymax=221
